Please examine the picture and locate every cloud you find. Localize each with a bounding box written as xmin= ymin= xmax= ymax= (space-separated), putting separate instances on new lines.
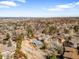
xmin=0 ymin=5 xmax=9 ymax=8
xmin=12 ymin=0 xmax=26 ymax=3
xmin=56 ymin=3 xmax=74 ymax=8
xmin=0 ymin=0 xmax=26 ymax=8
xmin=75 ymin=2 xmax=79 ymax=5
xmin=17 ymin=0 xmax=26 ymax=3
xmin=48 ymin=1 xmax=79 ymax=11
xmin=48 ymin=8 xmax=63 ymax=11
xmin=0 ymin=1 xmax=17 ymax=7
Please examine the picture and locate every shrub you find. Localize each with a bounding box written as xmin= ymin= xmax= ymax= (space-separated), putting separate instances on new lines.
xmin=48 ymin=54 xmax=57 ymax=59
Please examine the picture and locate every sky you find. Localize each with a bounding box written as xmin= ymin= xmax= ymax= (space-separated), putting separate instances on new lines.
xmin=0 ymin=0 xmax=79 ymax=17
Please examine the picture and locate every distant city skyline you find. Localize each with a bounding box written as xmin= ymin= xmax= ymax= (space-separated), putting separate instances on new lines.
xmin=0 ymin=0 xmax=79 ymax=17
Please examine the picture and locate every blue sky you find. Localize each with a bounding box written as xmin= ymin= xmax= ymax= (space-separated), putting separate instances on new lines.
xmin=0 ymin=0 xmax=79 ymax=17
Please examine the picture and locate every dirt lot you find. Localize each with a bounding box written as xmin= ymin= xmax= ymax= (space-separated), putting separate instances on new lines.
xmin=64 ymin=47 xmax=79 ymax=59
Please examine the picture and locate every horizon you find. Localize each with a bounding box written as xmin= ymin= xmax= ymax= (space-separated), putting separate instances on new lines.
xmin=0 ymin=16 xmax=79 ymax=18
xmin=0 ymin=0 xmax=79 ymax=17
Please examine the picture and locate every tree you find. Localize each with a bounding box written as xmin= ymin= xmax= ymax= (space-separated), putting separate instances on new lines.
xmin=48 ymin=26 xmax=57 ymax=35
xmin=74 ymin=25 xmax=79 ymax=32
xmin=27 ymin=25 xmax=34 ymax=38
xmin=64 ymin=29 xmax=69 ymax=34
xmin=3 ymin=33 xmax=10 ymax=44
xmin=14 ymin=34 xmax=27 ymax=59
xmin=7 ymin=39 xmax=12 ymax=47
xmin=0 ymin=52 xmax=2 ymax=59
